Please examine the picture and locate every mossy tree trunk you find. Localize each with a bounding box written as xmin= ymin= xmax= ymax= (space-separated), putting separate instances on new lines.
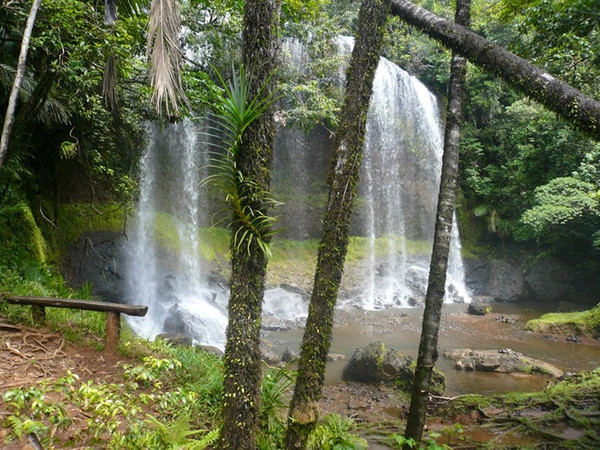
xmin=219 ymin=1 xmax=279 ymax=449
xmin=284 ymin=0 xmax=390 ymax=448
xmin=389 ymin=0 xmax=600 ymax=139
xmin=403 ymin=0 xmax=470 ymax=443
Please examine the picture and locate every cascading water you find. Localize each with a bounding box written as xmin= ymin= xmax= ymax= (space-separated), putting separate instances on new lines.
xmin=124 ymin=39 xmax=470 ymax=348
xmin=125 ymin=120 xmax=228 ymax=348
xmin=350 ymin=40 xmax=470 ymax=308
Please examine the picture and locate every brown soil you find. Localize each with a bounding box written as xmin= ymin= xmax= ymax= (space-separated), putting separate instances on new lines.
xmin=0 ymin=322 xmax=138 ymax=449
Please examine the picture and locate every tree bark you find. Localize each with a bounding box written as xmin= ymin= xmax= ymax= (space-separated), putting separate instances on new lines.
xmin=0 ymin=0 xmax=42 ymax=173
xmin=219 ymin=0 xmax=279 ymax=449
xmin=389 ymin=0 xmax=600 ymax=139
xmin=403 ymin=0 xmax=470 ymax=443
xmin=284 ymin=1 xmax=390 ymax=448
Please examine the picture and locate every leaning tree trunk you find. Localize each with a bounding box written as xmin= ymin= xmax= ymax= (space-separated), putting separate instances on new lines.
xmin=403 ymin=0 xmax=470 ymax=444
xmin=219 ymin=1 xmax=279 ymax=449
xmin=390 ymin=0 xmax=600 ymax=139
xmin=284 ymin=0 xmax=390 ymax=448
xmin=0 ymin=0 xmax=42 ymax=174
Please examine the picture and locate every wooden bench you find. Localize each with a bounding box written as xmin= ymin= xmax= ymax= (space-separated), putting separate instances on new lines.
xmin=1 ymin=295 xmax=148 ymax=353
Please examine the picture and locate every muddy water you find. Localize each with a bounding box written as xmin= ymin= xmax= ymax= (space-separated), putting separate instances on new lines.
xmin=264 ymin=302 xmax=600 ymax=395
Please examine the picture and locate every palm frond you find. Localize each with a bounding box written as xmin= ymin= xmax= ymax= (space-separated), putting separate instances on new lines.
xmin=102 ymin=54 xmax=118 ymax=110
xmin=146 ymin=0 xmax=187 ymax=116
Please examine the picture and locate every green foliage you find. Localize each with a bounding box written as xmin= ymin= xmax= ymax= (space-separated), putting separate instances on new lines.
xmin=526 ymin=305 xmax=600 ymax=337
xmin=203 ymin=67 xmax=280 ymax=257
xmin=257 ymin=366 xmax=296 ymax=448
xmin=307 ymin=413 xmax=368 ymax=450
xmin=516 ymin=177 xmax=600 ymax=260
xmin=0 ymin=202 xmax=47 ymax=265
xmin=1 ymin=342 xmax=224 ymax=448
xmin=37 ymin=202 xmax=128 ymax=262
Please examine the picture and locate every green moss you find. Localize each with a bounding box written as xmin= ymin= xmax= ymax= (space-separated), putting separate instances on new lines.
xmin=526 ymin=305 xmax=600 ymax=337
xmin=38 ymin=202 xmax=128 ymax=261
xmin=345 ymin=235 xmax=432 ymax=263
xmin=0 ymin=202 xmax=48 ymax=265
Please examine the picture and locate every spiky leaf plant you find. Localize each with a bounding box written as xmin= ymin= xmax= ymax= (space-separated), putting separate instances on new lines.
xmin=202 ymin=67 xmax=280 ymax=257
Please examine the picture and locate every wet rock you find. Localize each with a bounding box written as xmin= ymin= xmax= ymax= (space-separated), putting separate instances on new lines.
xmin=198 ymin=345 xmax=224 ymax=357
xmin=260 ymin=339 xmax=280 ymax=364
xmin=444 ymin=349 xmax=563 ymax=378
xmin=566 ymin=335 xmax=581 ymax=343
xmin=281 ymin=346 xmax=298 ymax=362
xmin=156 ymin=333 xmax=193 ymax=347
xmin=343 ymin=342 xmax=445 ymax=395
xmin=487 ymin=259 xmax=526 ymax=302
xmin=162 ymin=305 xmax=189 ymax=335
xmin=262 ymin=317 xmax=294 ymax=331
xmin=279 ymin=283 xmax=306 ymax=296
xmin=496 ymin=315 xmax=517 ymax=324
xmin=558 ymin=301 xmax=582 ymax=312
xmin=407 ymin=297 xmax=424 ymax=307
xmin=525 ymin=258 xmax=572 ymax=302
xmin=463 ymin=257 xmax=490 ymax=296
xmin=327 ymin=353 xmax=346 ymax=362
xmin=61 ymin=231 xmax=128 ymax=303
xmin=468 ymin=298 xmax=492 ymax=316
xmin=448 ymin=284 xmax=465 ymax=303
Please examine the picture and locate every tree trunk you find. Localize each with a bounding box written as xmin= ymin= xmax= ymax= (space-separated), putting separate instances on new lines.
xmin=403 ymin=0 xmax=470 ymax=444
xmin=284 ymin=1 xmax=390 ymax=448
xmin=219 ymin=0 xmax=279 ymax=449
xmin=0 ymin=0 xmax=42 ymax=173
xmin=390 ymin=0 xmax=600 ymax=139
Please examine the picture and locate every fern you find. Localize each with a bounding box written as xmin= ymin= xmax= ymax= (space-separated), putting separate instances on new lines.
xmin=145 ymin=413 xmax=219 ymax=449
xmin=201 ymin=66 xmax=280 ymax=257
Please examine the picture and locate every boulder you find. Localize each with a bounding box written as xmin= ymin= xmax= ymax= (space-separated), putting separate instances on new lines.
xmin=260 ymin=339 xmax=280 ymax=364
xmin=343 ymin=342 xmax=445 ymax=395
xmin=463 ymin=258 xmax=490 ymax=296
xmin=327 ymin=353 xmax=346 ymax=362
xmin=525 ymin=258 xmax=572 ymax=302
xmin=468 ymin=298 xmax=492 ymax=316
xmin=162 ymin=305 xmax=189 ymax=335
xmin=487 ymin=259 xmax=526 ymax=302
xmin=156 ymin=333 xmax=193 ymax=347
xmin=281 ymin=346 xmax=298 ymax=362
xmin=279 ymin=283 xmax=306 ymax=296
xmin=443 ymin=349 xmax=563 ymax=378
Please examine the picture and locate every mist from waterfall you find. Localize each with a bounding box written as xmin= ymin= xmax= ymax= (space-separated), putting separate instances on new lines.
xmin=125 ymin=120 xmax=228 ymax=348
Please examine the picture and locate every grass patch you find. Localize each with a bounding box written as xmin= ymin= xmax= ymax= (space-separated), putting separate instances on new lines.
xmin=526 ymin=305 xmax=600 ymax=337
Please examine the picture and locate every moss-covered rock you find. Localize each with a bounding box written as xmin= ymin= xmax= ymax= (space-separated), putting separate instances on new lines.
xmin=0 ymin=202 xmax=48 ymax=264
xmin=343 ymin=341 xmax=446 ymax=395
xmin=526 ymin=305 xmax=600 ymax=337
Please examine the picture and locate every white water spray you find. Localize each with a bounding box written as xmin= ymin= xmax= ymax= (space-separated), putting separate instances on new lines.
xmin=125 ymin=120 xmax=228 ymax=348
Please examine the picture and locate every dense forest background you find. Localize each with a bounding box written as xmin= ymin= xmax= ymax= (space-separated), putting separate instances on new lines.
xmin=1 ymin=0 xmax=599 ymax=297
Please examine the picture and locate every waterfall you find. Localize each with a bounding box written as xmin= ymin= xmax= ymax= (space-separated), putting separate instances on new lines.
xmin=349 ymin=41 xmax=470 ymax=308
xmin=124 ymin=40 xmax=471 ymax=348
xmin=125 ymin=120 xmax=228 ymax=348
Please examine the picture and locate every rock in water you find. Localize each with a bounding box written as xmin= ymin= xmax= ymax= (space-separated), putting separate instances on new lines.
xmin=443 ymin=348 xmax=564 ymax=378
xmin=343 ymin=342 xmax=445 ymax=395
xmin=468 ymin=298 xmax=492 ymax=315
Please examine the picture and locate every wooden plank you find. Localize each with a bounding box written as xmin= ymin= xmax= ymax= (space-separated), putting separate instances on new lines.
xmin=3 ymin=295 xmax=148 ymax=317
